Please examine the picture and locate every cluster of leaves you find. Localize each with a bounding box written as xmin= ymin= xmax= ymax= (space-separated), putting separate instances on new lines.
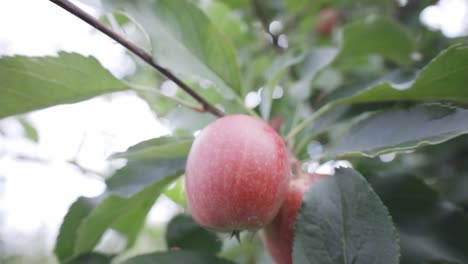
xmin=2 ymin=0 xmax=468 ymax=263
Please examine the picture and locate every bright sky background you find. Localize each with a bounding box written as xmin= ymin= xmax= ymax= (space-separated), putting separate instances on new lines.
xmin=0 ymin=0 xmax=467 ymax=259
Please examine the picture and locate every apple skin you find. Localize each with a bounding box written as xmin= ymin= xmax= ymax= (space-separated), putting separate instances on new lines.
xmin=185 ymin=114 xmax=290 ymax=231
xmin=263 ymin=173 xmax=330 ymax=264
xmin=314 ymin=8 xmax=340 ymax=36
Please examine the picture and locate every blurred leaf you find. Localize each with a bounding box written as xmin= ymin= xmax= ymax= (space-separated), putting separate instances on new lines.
xmin=121 ymin=250 xmax=235 ymax=264
xmin=369 ymin=173 xmax=468 ymax=263
xmin=165 ymin=214 xmax=222 ymax=254
xmin=289 ymin=48 xmax=339 ymax=101
xmin=261 ymin=53 xmax=304 ymax=120
xmin=327 ymin=104 xmax=468 ymax=157
xmin=64 ymin=252 xmax=112 ymax=264
xmin=0 ymin=52 xmax=126 ymax=118
xmin=330 ymin=46 xmax=468 ymax=106
xmin=74 ymin=173 xmax=178 ymax=256
xmin=55 ymin=196 xmax=103 ymax=261
xmin=165 ymin=107 xmax=216 ymax=132
xmin=218 ymin=0 xmax=249 ymax=9
xmin=338 ymin=16 xmax=416 ymax=65
xmin=56 ymin=159 xmax=185 ymax=260
xmin=201 ymin=1 xmax=252 ymax=48
xmin=110 ymin=196 xmax=155 ymax=249
xmin=293 ymin=168 xmax=399 ymax=264
xmin=103 ymin=0 xmax=242 ymax=97
xmin=108 ymin=158 xmax=185 ymax=247
xmin=17 ymin=117 xmax=38 ymax=142
xmin=111 ymin=136 xmax=193 ymax=160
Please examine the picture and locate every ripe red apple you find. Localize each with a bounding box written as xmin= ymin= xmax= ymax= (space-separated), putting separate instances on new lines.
xmin=185 ymin=114 xmax=290 ymax=231
xmin=263 ymin=173 xmax=330 ymax=264
xmin=314 ymin=8 xmax=340 ymax=36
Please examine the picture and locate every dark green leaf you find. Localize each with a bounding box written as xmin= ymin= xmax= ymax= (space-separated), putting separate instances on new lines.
xmin=327 ymin=104 xmax=468 ymax=157
xmin=103 ymin=0 xmax=242 ymax=97
xmin=293 ymin=168 xmax=399 ymax=264
xmin=369 ymin=173 xmax=468 ymax=264
xmin=165 ymin=214 xmax=222 ymax=254
xmin=0 ymin=52 xmax=126 ymax=118
xmin=64 ymin=252 xmax=112 ymax=264
xmin=121 ymin=250 xmax=234 ymax=264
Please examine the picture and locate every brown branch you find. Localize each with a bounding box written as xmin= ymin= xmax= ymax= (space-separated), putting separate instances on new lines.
xmin=49 ymin=0 xmax=224 ymax=117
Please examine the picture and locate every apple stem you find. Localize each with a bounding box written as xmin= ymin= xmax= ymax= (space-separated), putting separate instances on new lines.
xmin=48 ymin=0 xmax=225 ymax=118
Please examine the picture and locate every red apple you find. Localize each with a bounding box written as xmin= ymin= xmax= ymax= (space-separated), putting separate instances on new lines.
xmin=263 ymin=173 xmax=330 ymax=264
xmin=314 ymin=8 xmax=340 ymax=36
xmin=185 ymin=114 xmax=290 ymax=231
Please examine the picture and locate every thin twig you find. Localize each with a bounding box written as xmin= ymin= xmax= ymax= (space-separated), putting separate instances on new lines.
xmin=49 ymin=0 xmax=224 ymax=117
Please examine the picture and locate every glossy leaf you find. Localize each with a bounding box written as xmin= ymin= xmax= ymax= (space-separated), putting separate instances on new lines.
xmin=327 ymin=104 xmax=468 ymax=157
xmin=293 ymin=168 xmax=399 ymax=264
xmin=0 ymin=52 xmax=126 ymax=118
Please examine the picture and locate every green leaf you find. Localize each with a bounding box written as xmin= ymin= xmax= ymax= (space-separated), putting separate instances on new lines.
xmin=293 ymin=168 xmax=399 ymax=264
xmin=165 ymin=214 xmax=222 ymax=254
xmin=74 ymin=174 xmax=178 ymax=256
xmin=333 ymin=46 xmax=468 ymax=106
xmin=164 ymin=176 xmax=187 ymax=208
xmin=289 ymin=48 xmax=339 ymax=101
xmin=64 ymin=252 xmax=113 ymax=264
xmin=17 ymin=117 xmax=39 ymax=142
xmin=165 ymin=107 xmax=217 ymax=132
xmin=55 ymin=159 xmax=185 ymax=260
xmin=106 ymin=159 xmax=186 ymax=197
xmin=327 ymin=104 xmax=468 ymax=157
xmin=121 ymin=250 xmax=235 ymax=264
xmin=103 ymin=0 xmax=242 ymax=97
xmin=369 ymin=173 xmax=468 ymax=263
xmin=338 ymin=16 xmax=416 ymax=65
xmin=55 ymin=196 xmax=103 ymax=261
xmin=111 ymin=136 xmax=193 ymax=160
xmin=0 ymin=52 xmax=126 ymax=118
